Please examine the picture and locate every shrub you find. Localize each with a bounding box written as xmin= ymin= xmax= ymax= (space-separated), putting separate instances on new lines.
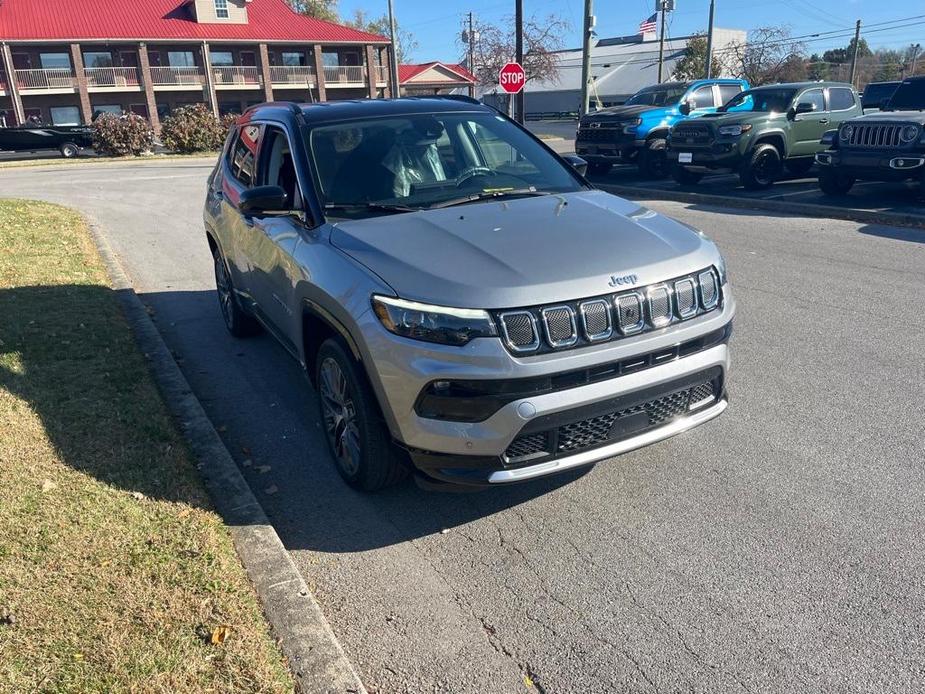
xmin=160 ymin=104 xmax=226 ymax=153
xmin=92 ymin=113 xmax=156 ymax=157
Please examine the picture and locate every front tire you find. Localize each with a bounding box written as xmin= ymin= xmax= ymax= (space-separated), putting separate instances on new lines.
xmin=59 ymin=142 xmax=80 ymax=159
xmin=316 ymin=339 xmax=408 ymax=491
xmin=212 ymin=248 xmax=261 ymax=337
xmin=818 ymin=169 xmax=855 ymax=196
xmin=739 ymin=143 xmax=782 ymax=190
xmin=638 ymin=137 xmax=668 ymax=178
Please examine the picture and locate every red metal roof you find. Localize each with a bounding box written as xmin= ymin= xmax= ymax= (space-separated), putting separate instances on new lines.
xmin=0 ymin=0 xmax=388 ymax=44
xmin=399 ymin=62 xmax=476 ymax=84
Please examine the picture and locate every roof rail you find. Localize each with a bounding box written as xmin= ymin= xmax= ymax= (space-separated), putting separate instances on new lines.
xmin=405 ymin=94 xmax=483 ymax=106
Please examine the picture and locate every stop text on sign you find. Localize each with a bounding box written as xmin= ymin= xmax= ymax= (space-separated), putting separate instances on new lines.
xmin=499 ymin=62 xmax=526 ymax=94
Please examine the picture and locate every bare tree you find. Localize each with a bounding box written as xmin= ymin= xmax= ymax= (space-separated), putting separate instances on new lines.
xmin=726 ymin=26 xmax=807 ymax=86
xmin=459 ymin=14 xmax=569 ymax=88
xmin=346 ymin=9 xmax=418 ymax=65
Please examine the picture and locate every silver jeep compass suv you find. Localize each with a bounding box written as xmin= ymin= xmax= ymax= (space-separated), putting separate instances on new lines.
xmin=204 ymin=98 xmax=734 ymax=490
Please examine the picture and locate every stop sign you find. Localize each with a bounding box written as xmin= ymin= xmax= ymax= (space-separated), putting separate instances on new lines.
xmin=498 ymin=62 xmax=526 ymax=94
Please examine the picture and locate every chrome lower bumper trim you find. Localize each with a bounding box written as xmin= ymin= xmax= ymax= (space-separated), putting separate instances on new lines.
xmin=486 ymin=397 xmax=728 ymax=483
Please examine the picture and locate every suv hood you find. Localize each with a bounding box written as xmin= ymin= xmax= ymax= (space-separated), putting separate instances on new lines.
xmin=581 ymin=104 xmax=664 ymax=123
xmin=694 ymin=111 xmax=781 ymax=126
xmin=330 ymin=190 xmax=719 ymax=309
xmin=851 ymin=111 xmax=925 ymax=123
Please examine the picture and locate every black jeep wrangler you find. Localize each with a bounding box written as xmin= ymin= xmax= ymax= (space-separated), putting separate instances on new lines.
xmin=815 ymin=76 xmax=925 ymax=196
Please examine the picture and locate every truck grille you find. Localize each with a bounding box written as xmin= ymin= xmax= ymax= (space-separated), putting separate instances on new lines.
xmin=577 ymin=123 xmax=630 ymax=142
xmin=496 ymin=268 xmax=722 ymax=355
xmin=503 ymin=375 xmax=719 ymax=464
xmin=844 ymin=123 xmax=907 ymax=149
xmin=671 ymin=123 xmax=713 ymax=146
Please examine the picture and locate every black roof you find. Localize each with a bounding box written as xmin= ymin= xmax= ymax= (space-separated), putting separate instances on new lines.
xmin=245 ymin=97 xmax=491 ymax=125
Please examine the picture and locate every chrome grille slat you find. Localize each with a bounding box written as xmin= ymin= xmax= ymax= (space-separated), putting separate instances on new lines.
xmin=495 ymin=267 xmax=723 ymax=354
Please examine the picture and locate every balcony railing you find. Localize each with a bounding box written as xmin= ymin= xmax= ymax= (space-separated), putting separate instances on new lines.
xmin=150 ymin=66 xmax=205 ymax=86
xmin=16 ymin=68 xmax=76 ymax=90
xmin=375 ymin=65 xmax=389 ymax=83
xmin=323 ymin=65 xmax=365 ymax=84
xmin=85 ymin=66 xmax=141 ymax=88
xmin=212 ymin=66 xmax=261 ymax=86
xmin=269 ymin=65 xmax=316 ymax=85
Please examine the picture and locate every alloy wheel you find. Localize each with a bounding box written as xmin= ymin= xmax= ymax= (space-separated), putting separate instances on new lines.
xmin=319 ymin=357 xmax=361 ymax=476
xmin=214 ymin=254 xmax=234 ymax=329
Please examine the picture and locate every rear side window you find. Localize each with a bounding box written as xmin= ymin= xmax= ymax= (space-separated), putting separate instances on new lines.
xmin=228 ymin=124 xmax=261 ymax=186
xmin=828 ymin=87 xmax=856 ymax=111
xmin=718 ymin=84 xmax=743 ymax=105
xmin=690 ymin=85 xmax=715 ymax=109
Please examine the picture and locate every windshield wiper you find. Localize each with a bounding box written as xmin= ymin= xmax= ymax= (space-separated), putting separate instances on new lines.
xmin=428 ymin=188 xmax=552 ymax=210
xmin=324 ymin=202 xmax=419 ymax=215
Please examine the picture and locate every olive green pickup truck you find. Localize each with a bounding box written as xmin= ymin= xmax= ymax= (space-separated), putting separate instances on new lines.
xmin=667 ymin=81 xmax=862 ymax=189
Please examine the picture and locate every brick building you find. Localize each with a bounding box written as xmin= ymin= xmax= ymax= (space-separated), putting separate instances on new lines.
xmin=0 ymin=0 xmax=392 ymax=131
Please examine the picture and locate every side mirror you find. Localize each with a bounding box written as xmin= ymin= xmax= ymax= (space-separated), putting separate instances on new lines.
xmin=562 ymin=154 xmax=588 ymax=177
xmin=239 ymin=185 xmax=289 ymax=215
xmin=793 ymin=102 xmax=816 ymax=118
xmin=679 ymin=100 xmax=692 ymax=116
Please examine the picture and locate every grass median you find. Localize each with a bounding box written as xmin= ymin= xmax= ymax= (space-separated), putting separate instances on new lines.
xmin=0 ymin=200 xmax=293 ymax=692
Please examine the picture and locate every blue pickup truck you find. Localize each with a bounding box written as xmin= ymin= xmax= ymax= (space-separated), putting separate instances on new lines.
xmin=575 ymin=78 xmax=750 ymax=177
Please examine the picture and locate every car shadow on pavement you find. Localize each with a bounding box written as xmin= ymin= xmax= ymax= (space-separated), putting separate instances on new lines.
xmin=857 ymin=224 xmax=925 ymax=244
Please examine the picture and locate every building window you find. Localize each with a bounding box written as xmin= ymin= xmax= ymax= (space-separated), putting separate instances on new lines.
xmin=49 ymin=106 xmax=81 ymax=125
xmin=281 ymin=52 xmax=305 ymax=67
xmin=92 ymin=105 xmax=123 ymax=120
xmin=210 ymin=51 xmax=234 ymax=66
xmin=83 ymin=52 xmax=114 ymax=68
xmin=167 ymin=51 xmax=196 ymax=67
xmin=215 ymin=0 xmax=229 ymax=19
xmin=40 ymin=53 xmax=71 ymax=70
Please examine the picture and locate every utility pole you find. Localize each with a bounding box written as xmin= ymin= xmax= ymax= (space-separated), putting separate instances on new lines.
xmin=705 ymin=0 xmax=716 ymax=79
xmin=912 ymin=43 xmax=921 ymax=77
xmin=467 ymin=12 xmax=475 ymax=77
xmin=848 ymin=19 xmax=861 ymax=87
xmin=657 ymin=1 xmax=667 ymax=83
xmin=580 ymin=0 xmax=594 ymax=116
xmin=514 ymin=0 xmax=524 ymax=123
xmin=387 ymin=0 xmax=400 ymax=97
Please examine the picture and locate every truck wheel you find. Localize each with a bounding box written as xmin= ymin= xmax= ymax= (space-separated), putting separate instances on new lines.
xmin=59 ymin=142 xmax=80 ymax=159
xmin=638 ymin=138 xmax=668 ymax=178
xmin=316 ymin=338 xmax=409 ymax=491
xmin=212 ymin=247 xmax=262 ymax=337
xmin=784 ymin=158 xmax=814 ymax=177
xmin=672 ymin=166 xmax=703 ymax=186
xmin=587 ymin=163 xmax=612 ymax=175
xmin=818 ymin=169 xmax=855 ymax=196
xmin=739 ymin=143 xmax=782 ymax=190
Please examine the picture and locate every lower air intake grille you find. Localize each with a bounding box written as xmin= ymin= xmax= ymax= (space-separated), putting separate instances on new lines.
xmin=503 ymin=432 xmax=550 ymax=463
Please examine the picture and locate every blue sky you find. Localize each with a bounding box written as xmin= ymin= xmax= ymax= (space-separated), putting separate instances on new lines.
xmin=338 ymin=0 xmax=925 ymax=64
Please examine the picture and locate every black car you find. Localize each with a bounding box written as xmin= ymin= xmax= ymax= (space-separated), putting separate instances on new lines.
xmin=0 ymin=122 xmax=94 ymax=158
xmin=815 ymin=76 xmax=925 ymax=196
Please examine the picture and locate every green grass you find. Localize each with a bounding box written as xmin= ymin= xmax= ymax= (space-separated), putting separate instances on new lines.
xmin=0 ymin=200 xmax=293 ymax=693
xmin=0 ymin=152 xmax=219 ymax=169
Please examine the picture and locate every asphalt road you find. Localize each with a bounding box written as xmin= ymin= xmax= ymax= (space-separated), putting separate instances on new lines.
xmin=2 ymin=161 xmax=924 ymax=693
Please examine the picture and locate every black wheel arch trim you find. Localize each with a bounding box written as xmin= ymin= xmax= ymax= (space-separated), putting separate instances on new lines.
xmin=301 ymin=299 xmax=363 ymax=364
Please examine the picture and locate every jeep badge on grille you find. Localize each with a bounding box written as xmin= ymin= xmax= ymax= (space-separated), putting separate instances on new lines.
xmin=608 ymin=273 xmax=639 ymax=288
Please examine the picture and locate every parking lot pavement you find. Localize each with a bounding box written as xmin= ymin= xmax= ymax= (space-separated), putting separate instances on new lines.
xmin=588 ymin=164 xmax=925 ymax=222
xmin=2 ymin=161 xmax=924 ymax=693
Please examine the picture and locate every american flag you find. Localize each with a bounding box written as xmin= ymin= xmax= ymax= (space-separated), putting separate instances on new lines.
xmin=639 ymin=13 xmax=657 ymax=33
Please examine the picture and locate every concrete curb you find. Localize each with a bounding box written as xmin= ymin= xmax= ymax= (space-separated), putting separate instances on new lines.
xmin=597 ymin=183 xmax=925 ymax=231
xmin=85 ymin=219 xmax=367 ymax=694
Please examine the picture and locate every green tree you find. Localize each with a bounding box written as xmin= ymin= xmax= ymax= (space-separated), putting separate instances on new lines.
xmin=806 ymin=53 xmax=829 ymax=81
xmin=346 ymin=9 xmax=418 ymax=64
xmin=822 ymin=37 xmax=871 ymax=65
xmin=286 ymin=0 xmax=338 ymax=23
xmin=672 ymin=33 xmax=722 ymax=80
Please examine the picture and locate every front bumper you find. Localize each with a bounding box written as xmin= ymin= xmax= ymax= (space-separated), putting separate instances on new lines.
xmin=815 ymin=148 xmax=925 ymax=180
xmin=575 ymin=131 xmax=642 ymax=162
xmin=356 ymin=291 xmax=735 ymax=485
xmin=667 ymin=143 xmax=744 ymax=171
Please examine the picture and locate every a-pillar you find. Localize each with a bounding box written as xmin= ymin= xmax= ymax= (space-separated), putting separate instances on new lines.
xmin=0 ymin=43 xmax=25 ymax=125
xmin=312 ymin=45 xmax=326 ymax=102
xmin=69 ymin=44 xmax=93 ymax=124
xmin=136 ymin=43 xmax=161 ymax=132
xmin=258 ymin=43 xmax=274 ymax=102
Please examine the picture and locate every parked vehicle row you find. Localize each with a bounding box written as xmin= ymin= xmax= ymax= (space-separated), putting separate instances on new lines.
xmin=578 ymin=76 xmax=925 ymax=198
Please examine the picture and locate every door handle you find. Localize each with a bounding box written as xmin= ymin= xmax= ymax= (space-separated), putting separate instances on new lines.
xmin=818 ymin=118 xmax=829 ymax=124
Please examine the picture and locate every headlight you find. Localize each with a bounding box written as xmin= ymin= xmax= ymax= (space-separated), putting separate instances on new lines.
xmin=841 ymin=124 xmax=854 ymax=141
xmin=372 ymin=295 xmax=498 ymax=346
xmin=717 ymin=123 xmax=751 ymax=137
xmin=623 ymin=117 xmax=643 ymax=134
xmin=900 ymin=125 xmax=919 ymax=143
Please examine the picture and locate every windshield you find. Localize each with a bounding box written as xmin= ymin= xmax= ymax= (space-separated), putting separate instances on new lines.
xmin=862 ymin=82 xmax=899 ymax=108
xmin=305 ymin=112 xmax=583 ymax=218
xmin=887 ymin=79 xmax=925 ymax=111
xmin=720 ymin=88 xmax=797 ymax=113
xmin=624 ymin=85 xmax=688 ymax=107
